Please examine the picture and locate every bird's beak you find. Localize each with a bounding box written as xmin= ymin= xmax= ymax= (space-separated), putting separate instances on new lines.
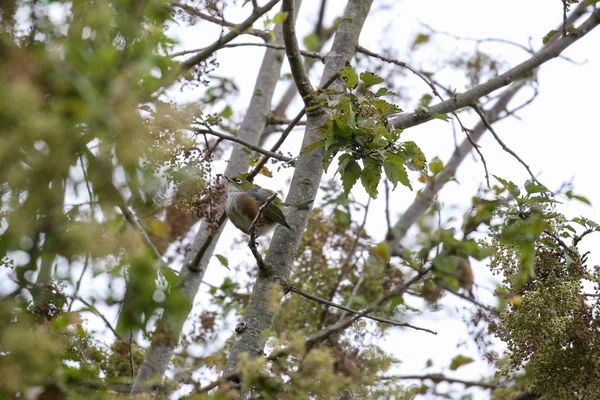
xmin=224 ymin=175 xmax=233 ymax=183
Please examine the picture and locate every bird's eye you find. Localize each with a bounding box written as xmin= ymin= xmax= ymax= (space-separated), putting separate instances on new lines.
xmin=235 ymin=178 xmax=242 ymax=184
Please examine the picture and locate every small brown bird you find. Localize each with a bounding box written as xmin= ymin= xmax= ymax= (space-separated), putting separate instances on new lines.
xmin=449 ymin=255 xmax=474 ymax=298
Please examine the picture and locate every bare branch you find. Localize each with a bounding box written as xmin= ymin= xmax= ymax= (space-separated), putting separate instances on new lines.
xmin=172 ymin=42 xmax=324 ymax=59
xmin=287 ymin=284 xmax=436 ymax=334
xmin=248 ymin=192 xmax=279 ymax=271
xmin=67 ymin=295 xmax=120 ymax=339
xmin=180 ymin=0 xmax=281 ymax=70
xmin=387 ymin=3 xmax=596 ymax=249
xmin=282 ymin=0 xmax=315 ymax=107
xmin=172 ymin=2 xmax=269 ymax=40
xmin=194 ymin=128 xmax=294 ymax=164
xmin=382 ymin=373 xmax=501 ymax=390
xmin=390 ymin=8 xmax=600 ymax=131
xmin=471 ymin=104 xmax=541 ymax=187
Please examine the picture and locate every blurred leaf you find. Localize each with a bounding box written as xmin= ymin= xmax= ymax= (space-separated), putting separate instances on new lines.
xmin=303 ymin=33 xmax=320 ymax=51
xmin=428 ymin=157 xmax=444 ymax=175
xmin=272 ymin=11 xmax=289 ymax=24
xmin=359 ymin=71 xmax=384 ymax=88
xmin=411 ymin=33 xmax=430 ymax=49
xmin=215 ymin=254 xmax=230 ymax=269
xmin=449 ymin=355 xmax=473 ymax=371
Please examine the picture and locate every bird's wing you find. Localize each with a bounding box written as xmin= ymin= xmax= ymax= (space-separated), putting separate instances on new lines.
xmin=248 ymin=188 xmax=292 ymax=230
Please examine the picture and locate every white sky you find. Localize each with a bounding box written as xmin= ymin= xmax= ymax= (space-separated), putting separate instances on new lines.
xmin=2 ymin=1 xmax=599 ymax=399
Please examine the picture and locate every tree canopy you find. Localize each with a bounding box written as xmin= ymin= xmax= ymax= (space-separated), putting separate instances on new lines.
xmin=1 ymin=0 xmax=600 ymax=399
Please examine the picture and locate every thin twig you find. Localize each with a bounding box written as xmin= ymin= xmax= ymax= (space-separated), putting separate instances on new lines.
xmin=172 ymin=42 xmax=324 ymax=60
xmin=381 ymin=373 xmax=501 ymax=390
xmin=319 ymin=199 xmax=370 ymax=327
xmin=67 ymin=295 xmax=120 ymax=339
xmin=129 ymin=330 xmax=135 ymax=379
xmin=195 ymin=128 xmax=294 ymax=164
xmin=68 ymin=253 xmax=90 ymax=312
xmin=172 ymin=1 xmax=270 ymax=40
xmin=384 ymin=180 xmax=392 ymax=236
xmin=357 ymin=45 xmax=441 ymax=97
xmin=471 ymin=104 xmax=542 ymax=187
xmin=180 ymin=0 xmax=281 ymax=70
xmin=248 ymin=193 xmax=279 ymax=271
xmin=287 ymin=284 xmax=436 ymax=334
xmin=196 ymin=267 xmax=435 ymax=393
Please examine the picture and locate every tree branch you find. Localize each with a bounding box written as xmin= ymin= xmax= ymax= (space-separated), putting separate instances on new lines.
xmin=287 ymin=284 xmax=436 ymax=334
xmin=381 ymin=373 xmax=501 ymax=390
xmin=172 ymin=42 xmax=324 ymax=59
xmin=248 ymin=192 xmax=279 ymax=271
xmin=390 ymin=8 xmax=600 ymax=131
xmin=180 ymin=0 xmax=281 ymax=70
xmin=195 ymin=128 xmax=294 ymax=164
xmin=282 ymin=0 xmax=315 ymax=107
xmin=387 ymin=3 xmax=595 ymax=250
xmin=172 ymin=2 xmax=270 ymax=40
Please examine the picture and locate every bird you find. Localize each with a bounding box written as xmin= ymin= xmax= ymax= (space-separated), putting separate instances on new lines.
xmin=224 ymin=175 xmax=311 ymax=236
xmin=449 ymin=255 xmax=475 ymax=298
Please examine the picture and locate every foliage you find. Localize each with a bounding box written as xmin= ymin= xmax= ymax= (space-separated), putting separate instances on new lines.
xmin=0 ymin=1 xmax=599 ymax=400
xmin=302 ymin=64 xmax=426 ymax=198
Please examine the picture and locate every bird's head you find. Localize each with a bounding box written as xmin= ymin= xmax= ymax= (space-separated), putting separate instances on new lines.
xmin=224 ymin=175 xmax=254 ymax=193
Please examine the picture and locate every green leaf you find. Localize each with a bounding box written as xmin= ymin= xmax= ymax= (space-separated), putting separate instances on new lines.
xmin=403 ymin=141 xmax=427 ymax=171
xmin=449 ymin=355 xmax=474 ymax=371
xmin=303 ymin=33 xmax=320 ymax=51
xmin=360 ymin=158 xmax=381 ymax=198
xmin=542 ymin=29 xmax=558 ymax=44
xmin=431 ymin=113 xmax=450 ymax=122
xmin=524 ymin=182 xmax=548 ymax=194
xmin=375 ymin=87 xmax=391 ymax=97
xmin=566 ymin=190 xmax=592 ymax=205
xmin=428 ymin=157 xmax=444 ymax=175
xmin=340 ymin=64 xmax=359 ymax=90
xmin=215 ymin=254 xmax=230 ymax=269
xmin=335 ymin=153 xmax=352 ymax=176
xmin=372 ymin=242 xmax=391 ymax=262
xmin=341 ymin=158 xmax=362 ymax=196
xmin=272 ymin=11 xmax=289 ymax=24
xmin=220 ymin=105 xmax=233 ymax=119
xmin=411 ymin=33 xmax=430 ymax=49
xmin=301 ymin=140 xmax=326 ymax=155
xmin=359 ymin=71 xmax=384 ymax=88
xmin=384 ymin=152 xmax=411 ymax=190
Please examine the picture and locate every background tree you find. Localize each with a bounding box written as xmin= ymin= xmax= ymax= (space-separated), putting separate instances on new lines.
xmin=1 ymin=0 xmax=600 ymax=399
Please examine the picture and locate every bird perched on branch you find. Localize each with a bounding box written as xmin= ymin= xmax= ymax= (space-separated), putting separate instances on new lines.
xmin=224 ymin=175 xmax=312 ymax=236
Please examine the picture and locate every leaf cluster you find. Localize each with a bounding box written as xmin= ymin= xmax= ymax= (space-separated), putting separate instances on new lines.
xmin=302 ymin=65 xmax=426 ymax=198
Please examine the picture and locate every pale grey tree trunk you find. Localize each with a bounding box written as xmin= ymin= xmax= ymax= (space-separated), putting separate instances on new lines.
xmin=130 ymin=3 xmax=299 ymax=393
xmin=224 ymin=0 xmax=374 ymax=386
